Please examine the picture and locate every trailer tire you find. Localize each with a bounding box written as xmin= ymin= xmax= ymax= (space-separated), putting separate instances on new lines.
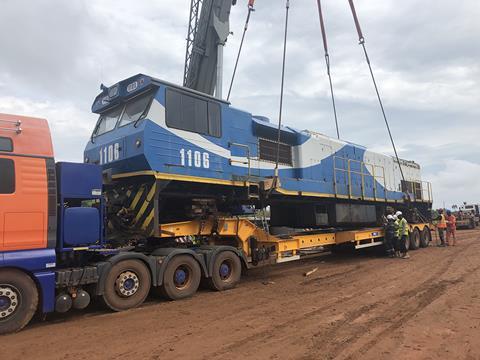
xmin=102 ymin=260 xmax=151 ymax=312
xmin=160 ymin=255 xmax=201 ymax=300
xmin=0 ymin=269 xmax=38 ymax=335
xmin=420 ymin=227 xmax=431 ymax=248
xmin=410 ymin=228 xmax=421 ymax=250
xmin=404 ymin=233 xmax=411 ymax=251
xmin=208 ymin=251 xmax=242 ymax=291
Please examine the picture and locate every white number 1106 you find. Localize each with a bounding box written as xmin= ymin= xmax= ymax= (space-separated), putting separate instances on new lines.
xmin=180 ymin=148 xmax=210 ymax=169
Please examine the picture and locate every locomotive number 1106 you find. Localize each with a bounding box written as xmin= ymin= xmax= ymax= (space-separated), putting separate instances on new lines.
xmin=180 ymin=148 xmax=210 ymax=169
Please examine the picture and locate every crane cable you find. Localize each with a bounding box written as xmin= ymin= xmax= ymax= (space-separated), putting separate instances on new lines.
xmin=227 ymin=0 xmax=256 ymax=101
xmin=347 ymin=0 xmax=406 ymax=183
xmin=274 ymin=0 xmax=291 ymax=179
xmin=316 ymin=0 xmax=340 ymax=139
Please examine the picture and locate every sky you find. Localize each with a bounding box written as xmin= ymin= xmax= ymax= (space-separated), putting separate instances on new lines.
xmin=0 ymin=0 xmax=479 ymax=208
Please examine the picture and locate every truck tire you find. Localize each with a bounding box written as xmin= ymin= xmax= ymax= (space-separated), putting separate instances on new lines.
xmin=469 ymin=219 xmax=475 ymax=229
xmin=420 ymin=227 xmax=431 ymax=248
xmin=208 ymin=251 xmax=242 ymax=291
xmin=161 ymin=255 xmax=201 ymax=300
xmin=102 ymin=260 xmax=151 ymax=312
xmin=404 ymin=233 xmax=411 ymax=251
xmin=0 ymin=269 xmax=38 ymax=335
xmin=410 ymin=228 xmax=420 ymax=250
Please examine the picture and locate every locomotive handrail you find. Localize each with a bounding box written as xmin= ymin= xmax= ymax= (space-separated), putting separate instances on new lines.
xmin=333 ymin=156 xmax=387 ymax=201
xmin=229 ymin=142 xmax=251 ymax=179
xmin=372 ymin=164 xmax=387 ymax=202
xmin=404 ymin=180 xmax=433 ymax=203
xmin=414 ymin=180 xmax=433 ymax=203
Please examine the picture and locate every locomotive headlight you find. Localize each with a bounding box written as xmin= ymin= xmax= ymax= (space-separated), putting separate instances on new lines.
xmin=135 ymin=139 xmax=142 ymax=148
xmin=108 ymin=85 xmax=119 ymax=98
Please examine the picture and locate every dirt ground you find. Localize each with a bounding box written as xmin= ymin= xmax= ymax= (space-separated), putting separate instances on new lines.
xmin=1 ymin=229 xmax=480 ymax=360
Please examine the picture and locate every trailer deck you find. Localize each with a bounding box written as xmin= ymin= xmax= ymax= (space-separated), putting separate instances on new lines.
xmin=158 ymin=217 xmax=433 ymax=266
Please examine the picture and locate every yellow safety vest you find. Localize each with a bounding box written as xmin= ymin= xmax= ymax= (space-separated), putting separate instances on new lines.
xmin=438 ymin=214 xmax=447 ymax=229
xmin=398 ymin=218 xmax=409 ymax=236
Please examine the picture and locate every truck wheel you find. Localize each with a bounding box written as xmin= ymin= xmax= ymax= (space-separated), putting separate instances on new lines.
xmin=420 ymin=227 xmax=431 ymax=248
xmin=404 ymin=233 xmax=411 ymax=251
xmin=410 ymin=228 xmax=420 ymax=250
xmin=208 ymin=251 xmax=242 ymax=291
xmin=469 ymin=219 xmax=475 ymax=229
xmin=0 ymin=269 xmax=38 ymax=335
xmin=161 ymin=255 xmax=201 ymax=300
xmin=102 ymin=260 xmax=151 ymax=312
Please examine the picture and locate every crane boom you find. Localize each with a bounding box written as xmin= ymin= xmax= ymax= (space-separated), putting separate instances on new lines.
xmin=183 ymin=0 xmax=234 ymax=97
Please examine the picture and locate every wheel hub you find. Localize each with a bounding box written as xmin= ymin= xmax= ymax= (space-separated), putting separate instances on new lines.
xmin=115 ymin=271 xmax=140 ymax=297
xmin=0 ymin=286 xmax=19 ymax=319
xmin=174 ymin=267 xmax=190 ymax=289
xmin=219 ymin=262 xmax=231 ymax=280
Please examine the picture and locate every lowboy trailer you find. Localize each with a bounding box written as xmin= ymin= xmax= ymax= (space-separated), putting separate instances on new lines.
xmin=0 ymin=113 xmax=433 ymax=334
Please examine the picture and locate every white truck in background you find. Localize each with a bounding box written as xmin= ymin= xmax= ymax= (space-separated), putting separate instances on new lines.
xmin=455 ymin=204 xmax=480 ymax=229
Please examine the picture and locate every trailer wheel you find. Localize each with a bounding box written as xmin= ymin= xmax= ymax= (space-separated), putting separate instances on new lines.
xmin=404 ymin=233 xmax=411 ymax=251
xmin=161 ymin=255 xmax=201 ymax=300
xmin=208 ymin=251 xmax=242 ymax=291
xmin=410 ymin=228 xmax=421 ymax=250
xmin=0 ymin=269 xmax=38 ymax=335
xmin=420 ymin=227 xmax=431 ymax=248
xmin=102 ymin=260 xmax=151 ymax=312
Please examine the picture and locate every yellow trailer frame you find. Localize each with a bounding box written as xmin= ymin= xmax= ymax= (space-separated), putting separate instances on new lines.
xmin=157 ymin=218 xmax=432 ymax=266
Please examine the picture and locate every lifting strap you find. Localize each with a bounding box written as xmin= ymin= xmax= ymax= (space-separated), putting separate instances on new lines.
xmin=274 ymin=0 xmax=291 ymax=177
xmin=316 ymin=0 xmax=340 ymax=139
xmin=227 ymin=0 xmax=256 ymax=101
xmin=347 ymin=0 xmax=406 ymax=182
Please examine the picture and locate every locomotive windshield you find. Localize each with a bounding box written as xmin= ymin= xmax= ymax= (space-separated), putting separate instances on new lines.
xmin=94 ymin=107 xmax=122 ymax=136
xmin=92 ymin=91 xmax=154 ymax=137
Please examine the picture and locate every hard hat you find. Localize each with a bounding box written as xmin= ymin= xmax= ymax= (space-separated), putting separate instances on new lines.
xmin=393 ymin=215 xmax=398 ymax=220
xmin=395 ymin=211 xmax=402 ymax=216
xmin=387 ymin=214 xmax=394 ymax=220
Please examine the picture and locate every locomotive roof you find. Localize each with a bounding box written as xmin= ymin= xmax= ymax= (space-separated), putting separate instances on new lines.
xmin=92 ymin=74 xmax=230 ymax=114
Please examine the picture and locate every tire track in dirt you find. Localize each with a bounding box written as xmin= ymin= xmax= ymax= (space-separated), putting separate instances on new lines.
xmin=304 ymin=240 xmax=480 ymax=359
xmin=204 ymin=239 xmax=479 ymax=360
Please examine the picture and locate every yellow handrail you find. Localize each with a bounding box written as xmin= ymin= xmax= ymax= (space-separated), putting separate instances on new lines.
xmin=333 ymin=155 xmax=387 ymax=201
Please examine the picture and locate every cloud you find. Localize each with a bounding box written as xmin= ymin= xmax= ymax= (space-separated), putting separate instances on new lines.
xmin=0 ymin=96 xmax=92 ymax=161
xmin=431 ymin=160 xmax=480 ymax=209
xmin=0 ymin=0 xmax=478 ymax=208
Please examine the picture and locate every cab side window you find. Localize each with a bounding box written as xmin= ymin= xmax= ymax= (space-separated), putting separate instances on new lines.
xmin=0 ymin=158 xmax=15 ymax=194
xmin=165 ymin=88 xmax=222 ymax=137
xmin=0 ymin=137 xmax=13 ymax=152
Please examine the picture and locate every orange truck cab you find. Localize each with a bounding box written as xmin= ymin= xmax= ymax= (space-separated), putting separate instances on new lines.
xmin=0 ymin=113 xmax=56 ymax=252
xmin=0 ymin=113 xmax=105 ymax=334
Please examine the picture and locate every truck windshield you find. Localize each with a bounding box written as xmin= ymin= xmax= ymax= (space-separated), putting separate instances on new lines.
xmin=94 ymin=107 xmax=122 ymax=136
xmin=118 ymin=92 xmax=153 ymax=127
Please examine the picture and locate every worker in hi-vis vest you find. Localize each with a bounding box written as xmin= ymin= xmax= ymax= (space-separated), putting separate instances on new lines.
xmin=437 ymin=209 xmax=447 ymax=247
xmin=395 ymin=211 xmax=410 ymax=259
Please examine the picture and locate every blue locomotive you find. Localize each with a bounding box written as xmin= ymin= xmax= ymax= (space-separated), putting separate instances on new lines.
xmin=84 ymin=74 xmax=432 ymax=237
